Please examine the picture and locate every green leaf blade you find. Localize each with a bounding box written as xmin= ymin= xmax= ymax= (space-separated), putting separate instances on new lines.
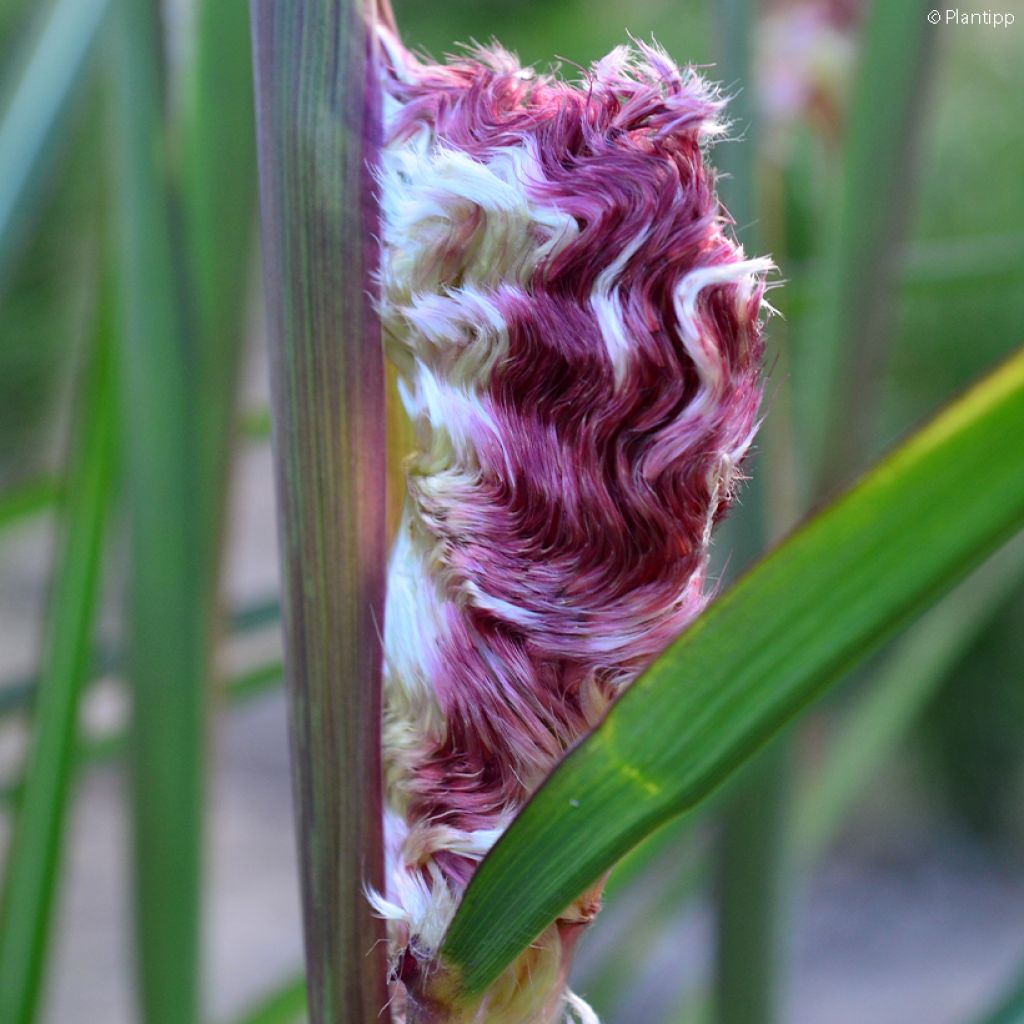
xmin=442 ymin=349 xmax=1024 ymax=996
xmin=111 ymin=0 xmax=211 ymax=1018
xmin=182 ymin=0 xmax=257 ymax=552
xmin=0 ymin=303 xmax=116 ymax=1024
xmin=0 ymin=0 xmax=110 ymax=282
xmin=794 ymin=532 xmax=1024 ymax=864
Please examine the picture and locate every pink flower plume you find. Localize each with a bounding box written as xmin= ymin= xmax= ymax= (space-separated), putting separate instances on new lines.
xmin=373 ymin=25 xmax=772 ymax=1024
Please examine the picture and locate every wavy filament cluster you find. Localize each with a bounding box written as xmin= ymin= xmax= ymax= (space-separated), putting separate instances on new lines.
xmin=372 ymin=27 xmax=771 ymax=1024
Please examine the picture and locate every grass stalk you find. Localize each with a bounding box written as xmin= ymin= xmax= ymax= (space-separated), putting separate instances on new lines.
xmin=715 ymin=4 xmax=936 ymax=1020
xmin=0 ymin=659 xmax=286 ymax=808
xmin=714 ymin=742 xmax=793 ymax=1024
xmin=181 ymin=0 xmax=257 ymax=560
xmin=710 ymin=4 xmax=796 ymax=1022
xmin=0 ymin=594 xmax=281 ymax=721
xmin=111 ymin=0 xmax=209 ymax=1018
xmin=795 ymin=0 xmax=936 ymax=491
xmin=0 ymin=477 xmax=60 ymax=530
xmin=794 ymin=532 xmax=1024 ymax=864
xmin=0 ymin=292 xmax=116 ymax=1024
xmin=250 ymin=1 xmax=390 ymax=1020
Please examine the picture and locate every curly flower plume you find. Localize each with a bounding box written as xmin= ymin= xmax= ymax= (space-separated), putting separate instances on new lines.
xmin=372 ymin=25 xmax=772 ymax=1024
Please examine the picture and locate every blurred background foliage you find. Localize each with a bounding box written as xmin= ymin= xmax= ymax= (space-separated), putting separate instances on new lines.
xmin=0 ymin=0 xmax=1023 ymax=1022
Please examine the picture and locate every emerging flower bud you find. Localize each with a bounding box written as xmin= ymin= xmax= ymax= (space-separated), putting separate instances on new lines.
xmin=372 ymin=25 xmax=772 ymax=1024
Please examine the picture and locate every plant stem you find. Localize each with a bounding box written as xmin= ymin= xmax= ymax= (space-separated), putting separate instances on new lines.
xmin=714 ymin=4 xmax=936 ymax=1021
xmin=182 ymin=0 xmax=257 ymax=564
xmin=714 ymin=741 xmax=794 ymax=1024
xmin=250 ymin=1 xmax=390 ymax=1021
xmin=795 ymin=0 xmax=936 ymax=493
xmin=710 ymin=4 xmax=796 ymax=1023
xmin=111 ymin=0 xmax=209 ymax=1018
xmin=0 ymin=288 xmax=115 ymax=1024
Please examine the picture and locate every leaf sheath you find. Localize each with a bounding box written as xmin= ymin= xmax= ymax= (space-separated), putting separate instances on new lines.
xmin=250 ymin=1 xmax=389 ymax=1020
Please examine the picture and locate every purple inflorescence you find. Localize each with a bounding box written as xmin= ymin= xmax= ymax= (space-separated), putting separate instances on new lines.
xmin=372 ymin=25 xmax=772 ymax=1023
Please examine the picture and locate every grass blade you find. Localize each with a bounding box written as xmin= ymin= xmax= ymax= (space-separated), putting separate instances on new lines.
xmin=250 ymin=1 xmax=389 ymax=1021
xmin=714 ymin=740 xmax=793 ymax=1024
xmin=1 ymin=659 xmax=285 ymax=808
xmin=794 ymin=531 xmax=1024 ymax=864
xmin=111 ymin=1 xmax=209 ymax=1019
xmin=181 ymin=0 xmax=257 ymax=552
xmin=709 ymin=4 xmax=793 ymax=1022
xmin=581 ymin=541 xmax=1024 ymax=1020
xmin=794 ymin=0 xmax=935 ymax=488
xmin=0 ymin=296 xmax=115 ymax=1024
xmin=0 ymin=0 xmax=109 ymax=282
xmin=0 ymin=594 xmax=281 ymax=722
xmin=442 ymin=348 xmax=1024 ymax=998
xmin=580 ymin=537 xmax=1024 ymax=1021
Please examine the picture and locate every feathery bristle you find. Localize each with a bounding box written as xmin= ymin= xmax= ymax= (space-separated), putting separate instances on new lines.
xmin=374 ymin=25 xmax=771 ymax=1023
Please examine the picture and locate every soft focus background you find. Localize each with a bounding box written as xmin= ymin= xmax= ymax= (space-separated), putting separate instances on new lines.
xmin=1 ymin=0 xmax=1023 ymax=1022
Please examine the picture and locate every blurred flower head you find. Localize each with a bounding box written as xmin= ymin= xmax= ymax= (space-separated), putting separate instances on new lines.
xmin=755 ymin=0 xmax=866 ymax=154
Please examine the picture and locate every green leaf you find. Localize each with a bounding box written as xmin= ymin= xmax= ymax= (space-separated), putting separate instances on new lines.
xmin=441 ymin=348 xmax=1024 ymax=998
xmin=250 ymin=0 xmax=390 ymax=1020
xmin=573 ymin=539 xmax=1024 ymax=1021
xmin=576 ymin=540 xmax=1024 ymax=1021
xmin=181 ymin=0 xmax=257 ymax=556
xmin=794 ymin=532 xmax=1024 ymax=864
xmin=0 ymin=0 xmax=109 ymax=282
xmin=224 ymin=659 xmax=284 ymax=704
xmin=0 ymin=594 xmax=281 ymax=722
xmin=707 ymin=4 xmax=790 ymax=1022
xmin=0 ymin=296 xmax=116 ymax=1024
xmin=111 ymin=0 xmax=209 ymax=1019
xmin=0 ymin=658 xmax=285 ymax=808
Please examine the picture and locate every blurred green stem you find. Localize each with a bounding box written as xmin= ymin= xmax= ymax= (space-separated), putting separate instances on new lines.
xmin=0 ymin=291 xmax=115 ymax=1024
xmin=112 ymin=0 xmax=208 ymax=1019
xmin=0 ymin=477 xmax=60 ymax=530
xmin=793 ymin=533 xmax=1024 ymax=864
xmin=181 ymin=0 xmax=257 ymax=566
xmin=711 ymin=4 xmax=795 ymax=1023
xmin=715 ymin=3 xmax=935 ymax=1021
xmin=714 ymin=742 xmax=794 ymax=1024
xmin=796 ymin=0 xmax=935 ymax=492
xmin=0 ymin=659 xmax=286 ymax=807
